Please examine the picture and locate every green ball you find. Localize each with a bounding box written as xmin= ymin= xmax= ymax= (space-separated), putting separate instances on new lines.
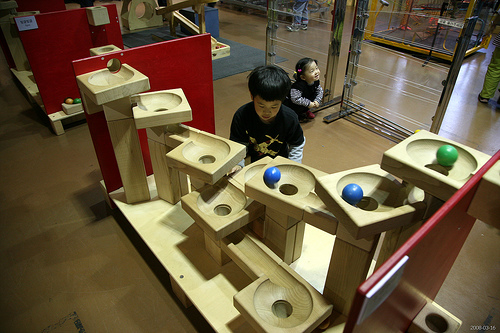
xmin=436 ymin=145 xmax=458 ymax=167
xmin=73 ymin=98 xmax=82 ymax=104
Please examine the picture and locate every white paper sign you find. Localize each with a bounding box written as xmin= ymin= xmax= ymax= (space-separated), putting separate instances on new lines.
xmin=356 ymin=255 xmax=409 ymax=325
xmin=438 ymin=18 xmax=464 ymax=29
xmin=15 ymin=16 xmax=38 ymax=32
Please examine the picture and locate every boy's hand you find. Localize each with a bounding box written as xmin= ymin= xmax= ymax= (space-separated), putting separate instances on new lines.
xmin=227 ymin=165 xmax=243 ymax=177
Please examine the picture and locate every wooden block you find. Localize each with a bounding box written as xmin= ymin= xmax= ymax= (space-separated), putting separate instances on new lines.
xmin=407 ymin=301 xmax=461 ymax=333
xmin=132 ymin=88 xmax=192 ymax=129
xmin=164 ymin=123 xmax=201 ymax=148
xmin=107 ymin=118 xmax=150 ymax=203
xmin=76 ymin=64 xmax=150 ymax=106
xmin=204 ymin=232 xmax=231 ymax=266
xmin=62 ymin=102 xmax=83 ymax=115
xmin=234 ymin=262 xmax=333 ymax=333
xmin=211 ymin=41 xmax=230 ymax=60
xmin=251 ymin=216 xmax=266 ymax=239
xmin=323 ymin=237 xmax=378 ymax=316
xmin=170 ymin=275 xmax=193 ymax=308
xmin=148 ymin=139 xmax=182 ymax=204
xmin=266 ymin=206 xmax=300 ymax=229
xmin=165 ymin=130 xmax=246 ymax=184
xmin=89 ymin=44 xmax=122 ymax=56
xmin=86 ymin=6 xmax=110 ymax=26
xmin=245 ymin=156 xmax=326 ymax=221
xmin=103 ymin=96 xmax=133 ymax=121
xmin=81 ymin=92 xmax=103 ymax=115
xmin=381 ymin=130 xmax=491 ymax=201
xmin=181 ymin=177 xmax=265 ymax=241
xmin=264 ymin=216 xmax=298 ymax=264
xmin=222 ymin=230 xmax=282 ymax=281
xmin=468 ymin=159 xmax=500 ymax=229
xmin=292 ymin=220 xmax=306 ymax=262
xmin=315 ymin=164 xmax=427 ymax=240
xmin=374 ymin=220 xmax=423 ymax=270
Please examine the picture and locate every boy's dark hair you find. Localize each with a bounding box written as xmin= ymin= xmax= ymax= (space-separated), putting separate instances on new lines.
xmin=248 ymin=65 xmax=291 ymax=102
xmin=294 ymin=58 xmax=318 ymax=81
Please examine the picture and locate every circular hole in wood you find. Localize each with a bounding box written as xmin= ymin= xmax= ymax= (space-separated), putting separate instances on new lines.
xmin=425 ymin=313 xmax=449 ymax=333
xmin=198 ymin=155 xmax=216 ymax=164
xmin=99 ymin=47 xmax=114 ymax=52
xmin=425 ymin=163 xmax=450 ymax=176
xmin=356 ymin=197 xmax=379 ymax=211
xmin=154 ymin=108 xmax=168 ymax=112
xmin=272 ymin=300 xmax=293 ymax=318
xmin=279 ymin=184 xmax=298 ymax=196
xmin=106 ymin=58 xmax=121 ymax=73
xmin=214 ymin=204 xmax=232 ymax=216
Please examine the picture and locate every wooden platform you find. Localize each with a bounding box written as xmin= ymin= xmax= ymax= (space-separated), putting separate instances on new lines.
xmin=109 ymin=175 xmax=348 ymax=332
xmin=11 ymin=68 xmax=85 ymax=135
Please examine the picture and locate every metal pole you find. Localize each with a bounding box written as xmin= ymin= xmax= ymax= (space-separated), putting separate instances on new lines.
xmin=430 ymin=16 xmax=478 ymax=133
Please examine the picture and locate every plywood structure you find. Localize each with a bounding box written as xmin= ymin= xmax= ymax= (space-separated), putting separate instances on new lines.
xmin=72 ymin=34 xmax=215 ymax=196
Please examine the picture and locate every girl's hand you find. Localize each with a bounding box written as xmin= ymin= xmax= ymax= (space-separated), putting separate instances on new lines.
xmin=310 ymin=101 xmax=319 ymax=109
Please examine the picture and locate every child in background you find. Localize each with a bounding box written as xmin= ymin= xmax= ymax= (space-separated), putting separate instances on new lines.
xmin=229 ymin=65 xmax=306 ymax=172
xmin=284 ymin=58 xmax=324 ymax=121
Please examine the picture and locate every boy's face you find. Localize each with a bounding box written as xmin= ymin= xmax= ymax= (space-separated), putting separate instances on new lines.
xmin=252 ymin=95 xmax=281 ymax=124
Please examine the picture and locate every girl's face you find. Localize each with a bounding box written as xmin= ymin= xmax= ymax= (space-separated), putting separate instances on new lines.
xmin=252 ymin=94 xmax=281 ymax=124
xmin=300 ymin=61 xmax=320 ymax=84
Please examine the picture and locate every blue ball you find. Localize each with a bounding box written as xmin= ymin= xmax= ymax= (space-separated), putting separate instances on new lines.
xmin=342 ymin=183 xmax=364 ymax=206
xmin=264 ymin=167 xmax=281 ymax=185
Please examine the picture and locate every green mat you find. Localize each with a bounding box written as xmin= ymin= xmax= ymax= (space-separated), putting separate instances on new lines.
xmin=122 ymin=26 xmax=287 ymax=81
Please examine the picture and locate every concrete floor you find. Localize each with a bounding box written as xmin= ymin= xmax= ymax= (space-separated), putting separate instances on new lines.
xmin=0 ymin=1 xmax=499 ymax=332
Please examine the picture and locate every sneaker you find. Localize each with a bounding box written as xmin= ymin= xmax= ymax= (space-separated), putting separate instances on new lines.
xmin=478 ymin=94 xmax=489 ymax=103
xmin=306 ymin=110 xmax=315 ymax=119
xmin=300 ymin=24 xmax=308 ymax=30
xmin=287 ymin=25 xmax=299 ymax=32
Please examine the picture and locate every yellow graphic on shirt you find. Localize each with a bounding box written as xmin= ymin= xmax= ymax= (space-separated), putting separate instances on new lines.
xmin=249 ymin=134 xmax=282 ymax=157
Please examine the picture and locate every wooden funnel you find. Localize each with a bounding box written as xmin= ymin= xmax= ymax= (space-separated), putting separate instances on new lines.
xmin=316 ymin=164 xmax=427 ymax=239
xmin=181 ymin=177 xmax=265 ymax=241
xmin=76 ymin=62 xmax=150 ymax=105
xmin=165 ymin=131 xmax=246 ymax=184
xmin=381 ymin=130 xmax=491 ymax=201
xmin=132 ymin=88 xmax=192 ymax=129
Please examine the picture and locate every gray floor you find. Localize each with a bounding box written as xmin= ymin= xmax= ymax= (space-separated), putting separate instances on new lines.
xmin=0 ymin=1 xmax=499 ymax=332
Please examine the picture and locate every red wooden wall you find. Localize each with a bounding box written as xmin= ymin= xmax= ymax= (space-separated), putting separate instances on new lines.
xmin=16 ymin=0 xmax=66 ymax=13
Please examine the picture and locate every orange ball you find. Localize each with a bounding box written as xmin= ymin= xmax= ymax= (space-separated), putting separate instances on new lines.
xmin=65 ymin=98 xmax=73 ymax=104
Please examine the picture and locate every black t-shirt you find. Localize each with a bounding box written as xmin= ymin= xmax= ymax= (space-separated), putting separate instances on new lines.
xmin=230 ymin=102 xmax=304 ymax=163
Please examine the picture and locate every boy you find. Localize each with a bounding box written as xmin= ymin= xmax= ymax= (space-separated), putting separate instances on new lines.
xmin=230 ymin=65 xmax=306 ymax=172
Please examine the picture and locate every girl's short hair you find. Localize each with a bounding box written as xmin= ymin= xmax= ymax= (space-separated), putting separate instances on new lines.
xmin=294 ymin=58 xmax=318 ymax=81
xmin=248 ymin=65 xmax=291 ymax=102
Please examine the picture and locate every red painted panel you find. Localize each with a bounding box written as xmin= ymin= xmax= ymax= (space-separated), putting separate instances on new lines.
xmin=72 ymin=34 xmax=215 ymax=194
xmin=16 ymin=0 xmax=66 ymax=13
xmin=345 ymin=150 xmax=500 ymax=332
xmin=17 ymin=5 xmax=122 ymax=115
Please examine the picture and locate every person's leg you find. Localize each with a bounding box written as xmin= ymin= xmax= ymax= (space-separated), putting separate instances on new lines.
xmin=300 ymin=1 xmax=308 ymax=28
xmin=480 ymin=47 xmax=500 ymax=100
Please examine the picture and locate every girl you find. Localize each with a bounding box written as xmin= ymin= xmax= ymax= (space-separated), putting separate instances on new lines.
xmin=284 ymin=58 xmax=324 ymax=121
